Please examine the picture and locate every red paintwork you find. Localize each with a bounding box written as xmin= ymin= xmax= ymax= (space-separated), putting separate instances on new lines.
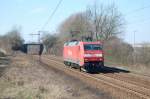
xmin=63 ymin=41 xmax=104 ymax=66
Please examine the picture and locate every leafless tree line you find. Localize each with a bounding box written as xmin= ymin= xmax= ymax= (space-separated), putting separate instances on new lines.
xmin=58 ymin=3 xmax=124 ymax=41
xmin=0 ymin=27 xmax=24 ymax=55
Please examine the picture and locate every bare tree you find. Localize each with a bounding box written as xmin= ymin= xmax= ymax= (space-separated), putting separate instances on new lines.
xmin=42 ymin=33 xmax=58 ymax=53
xmin=58 ymin=12 xmax=92 ymax=41
xmin=0 ymin=27 xmax=24 ymax=53
xmin=5 ymin=27 xmax=24 ymax=50
xmin=58 ymin=3 xmax=124 ymax=42
xmin=135 ymin=43 xmax=150 ymax=66
xmin=104 ymin=36 xmax=134 ymax=64
xmin=86 ymin=3 xmax=124 ymax=41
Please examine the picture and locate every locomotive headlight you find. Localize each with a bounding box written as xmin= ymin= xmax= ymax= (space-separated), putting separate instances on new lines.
xmin=95 ymin=54 xmax=103 ymax=57
xmin=84 ymin=54 xmax=92 ymax=57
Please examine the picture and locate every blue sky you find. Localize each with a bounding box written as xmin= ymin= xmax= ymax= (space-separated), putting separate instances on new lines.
xmin=0 ymin=0 xmax=150 ymax=44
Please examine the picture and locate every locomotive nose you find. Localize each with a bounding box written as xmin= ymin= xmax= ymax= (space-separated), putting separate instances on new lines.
xmin=84 ymin=53 xmax=103 ymax=57
xmin=84 ymin=50 xmax=103 ymax=62
xmin=84 ymin=50 xmax=103 ymax=57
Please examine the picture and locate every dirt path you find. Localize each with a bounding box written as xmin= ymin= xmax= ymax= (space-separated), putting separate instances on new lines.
xmin=0 ymin=55 xmax=112 ymax=99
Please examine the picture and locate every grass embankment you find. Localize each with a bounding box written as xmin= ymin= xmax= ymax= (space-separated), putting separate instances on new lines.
xmin=105 ymin=56 xmax=150 ymax=76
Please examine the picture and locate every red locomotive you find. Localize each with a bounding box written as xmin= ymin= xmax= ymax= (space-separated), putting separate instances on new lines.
xmin=63 ymin=40 xmax=104 ymax=72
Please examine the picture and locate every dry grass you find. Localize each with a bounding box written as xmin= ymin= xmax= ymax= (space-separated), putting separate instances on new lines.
xmin=0 ymin=55 xmax=110 ymax=99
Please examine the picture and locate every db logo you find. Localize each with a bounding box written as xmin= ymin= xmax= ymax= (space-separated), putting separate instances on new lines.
xmin=68 ymin=50 xmax=72 ymax=55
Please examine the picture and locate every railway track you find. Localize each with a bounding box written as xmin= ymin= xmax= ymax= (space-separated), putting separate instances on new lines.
xmin=36 ymin=55 xmax=150 ymax=99
xmin=102 ymin=73 xmax=150 ymax=89
xmin=45 ymin=55 xmax=150 ymax=79
xmin=93 ymin=74 xmax=150 ymax=97
xmin=43 ymin=55 xmax=150 ymax=90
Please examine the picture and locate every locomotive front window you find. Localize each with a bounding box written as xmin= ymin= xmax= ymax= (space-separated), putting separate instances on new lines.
xmin=84 ymin=44 xmax=102 ymax=50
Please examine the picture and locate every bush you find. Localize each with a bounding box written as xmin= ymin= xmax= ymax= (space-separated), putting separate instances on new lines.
xmin=0 ymin=49 xmax=6 ymax=57
xmin=104 ymin=36 xmax=134 ymax=65
xmin=0 ymin=52 xmax=5 ymax=57
xmin=0 ymin=27 xmax=24 ymax=53
xmin=135 ymin=43 xmax=150 ymax=67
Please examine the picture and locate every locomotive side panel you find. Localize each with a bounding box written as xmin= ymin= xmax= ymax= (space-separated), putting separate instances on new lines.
xmin=63 ymin=44 xmax=80 ymax=64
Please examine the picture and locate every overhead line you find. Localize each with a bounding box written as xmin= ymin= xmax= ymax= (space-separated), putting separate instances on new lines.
xmin=123 ymin=4 xmax=150 ymax=26
xmin=125 ymin=4 xmax=150 ymax=16
xmin=127 ymin=17 xmax=150 ymax=26
xmin=41 ymin=0 xmax=63 ymax=30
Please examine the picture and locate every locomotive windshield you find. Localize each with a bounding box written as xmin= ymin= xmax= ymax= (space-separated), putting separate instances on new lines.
xmin=84 ymin=44 xmax=102 ymax=50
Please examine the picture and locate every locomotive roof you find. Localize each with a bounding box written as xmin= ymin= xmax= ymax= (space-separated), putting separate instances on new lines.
xmin=64 ymin=41 xmax=102 ymax=46
xmin=82 ymin=41 xmax=102 ymax=44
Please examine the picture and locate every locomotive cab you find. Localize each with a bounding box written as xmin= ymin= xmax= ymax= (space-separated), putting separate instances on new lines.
xmin=80 ymin=42 xmax=104 ymax=72
xmin=83 ymin=43 xmax=103 ymax=64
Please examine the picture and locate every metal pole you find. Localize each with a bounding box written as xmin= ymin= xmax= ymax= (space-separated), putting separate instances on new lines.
xmin=38 ymin=31 xmax=41 ymax=43
xmin=38 ymin=31 xmax=41 ymax=61
xmin=30 ymin=31 xmax=41 ymax=61
xmin=133 ymin=31 xmax=136 ymax=65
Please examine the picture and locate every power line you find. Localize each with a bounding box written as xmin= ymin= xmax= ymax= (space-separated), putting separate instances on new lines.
xmin=30 ymin=0 xmax=63 ymax=43
xmin=123 ymin=4 xmax=150 ymax=26
xmin=127 ymin=17 xmax=150 ymax=26
xmin=124 ymin=4 xmax=150 ymax=16
xmin=30 ymin=33 xmax=40 ymax=43
xmin=41 ymin=0 xmax=63 ymax=30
